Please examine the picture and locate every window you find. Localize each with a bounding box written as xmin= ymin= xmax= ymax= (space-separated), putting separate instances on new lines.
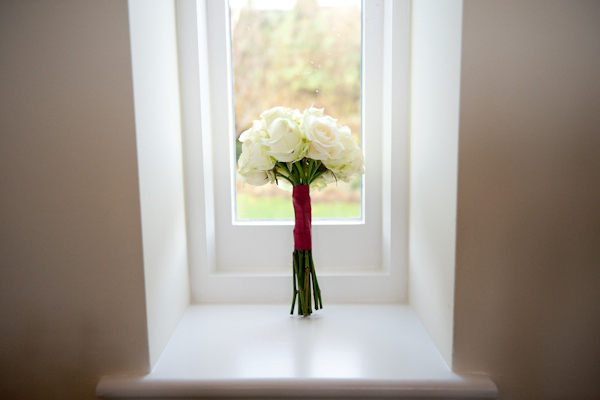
xmin=230 ymin=0 xmax=362 ymax=221
xmin=178 ymin=0 xmax=409 ymax=303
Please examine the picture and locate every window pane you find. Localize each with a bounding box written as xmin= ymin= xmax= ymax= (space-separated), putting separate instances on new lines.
xmin=230 ymin=0 xmax=362 ymax=220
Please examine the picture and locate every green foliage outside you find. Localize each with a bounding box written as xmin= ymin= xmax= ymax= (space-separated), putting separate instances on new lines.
xmin=231 ymin=0 xmax=361 ymax=137
xmin=237 ymin=193 xmax=360 ymax=220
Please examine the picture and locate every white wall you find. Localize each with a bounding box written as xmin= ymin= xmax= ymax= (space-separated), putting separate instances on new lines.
xmin=128 ymin=0 xmax=191 ymax=368
xmin=454 ymin=1 xmax=600 ymax=399
xmin=0 ymin=1 xmax=149 ymax=398
xmin=409 ymin=0 xmax=463 ymax=366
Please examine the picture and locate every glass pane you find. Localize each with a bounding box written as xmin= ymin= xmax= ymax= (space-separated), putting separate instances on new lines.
xmin=230 ymin=0 xmax=362 ymax=220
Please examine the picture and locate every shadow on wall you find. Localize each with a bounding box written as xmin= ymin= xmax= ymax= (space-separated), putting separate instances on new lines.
xmin=453 ymin=1 xmax=600 ymax=399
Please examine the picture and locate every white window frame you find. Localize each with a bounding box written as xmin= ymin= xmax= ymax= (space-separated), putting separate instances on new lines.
xmin=213 ymin=0 xmax=380 ymax=274
xmin=178 ymin=0 xmax=409 ymax=304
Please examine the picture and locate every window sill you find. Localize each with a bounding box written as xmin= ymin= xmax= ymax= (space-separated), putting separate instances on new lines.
xmin=97 ymin=304 xmax=497 ymax=399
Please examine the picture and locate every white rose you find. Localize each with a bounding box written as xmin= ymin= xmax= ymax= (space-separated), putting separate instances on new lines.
xmin=338 ymin=126 xmax=360 ymax=153
xmin=310 ymin=170 xmax=335 ymax=191
xmin=323 ymin=128 xmax=364 ymax=182
xmin=239 ymin=119 xmax=267 ymax=142
xmin=260 ymin=106 xmax=290 ymax=127
xmin=237 ymin=135 xmax=275 ymax=174
xmin=303 ymin=107 xmax=324 ymax=118
xmin=261 ymin=117 xmax=307 ymax=162
xmin=291 ymin=108 xmax=303 ymax=124
xmin=304 ymin=115 xmax=344 ymax=160
xmin=237 ymin=170 xmax=271 ymax=186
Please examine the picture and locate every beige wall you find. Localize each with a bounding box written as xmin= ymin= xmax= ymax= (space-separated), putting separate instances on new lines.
xmin=454 ymin=1 xmax=600 ymax=399
xmin=1 ymin=0 xmax=600 ymax=399
xmin=409 ymin=0 xmax=463 ymax=367
xmin=0 ymin=1 xmax=149 ymax=399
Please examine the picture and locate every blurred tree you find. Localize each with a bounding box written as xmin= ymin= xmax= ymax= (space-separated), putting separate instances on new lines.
xmin=231 ymin=0 xmax=363 ymax=219
xmin=231 ymin=0 xmax=361 ymax=140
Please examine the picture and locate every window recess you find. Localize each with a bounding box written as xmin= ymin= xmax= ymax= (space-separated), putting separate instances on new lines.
xmin=180 ymin=0 xmax=409 ymax=303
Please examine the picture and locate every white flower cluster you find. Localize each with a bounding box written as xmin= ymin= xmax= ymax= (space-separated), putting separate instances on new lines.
xmin=237 ymin=107 xmax=365 ymax=189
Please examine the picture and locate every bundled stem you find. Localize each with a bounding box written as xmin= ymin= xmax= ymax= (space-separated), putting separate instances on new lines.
xmin=290 ymin=249 xmax=322 ymax=316
xmin=285 ymin=158 xmax=326 ymax=316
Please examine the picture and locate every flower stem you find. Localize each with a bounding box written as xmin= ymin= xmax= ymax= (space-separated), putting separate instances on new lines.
xmin=307 ymin=159 xmax=315 ymax=182
xmin=276 ymin=172 xmax=295 ymax=186
xmin=293 ymin=161 xmax=306 ymax=185
xmin=290 ymin=253 xmax=298 ymax=315
xmin=290 ymin=249 xmax=320 ymax=316
xmin=310 ymin=168 xmax=326 ymax=184
xmin=276 ymin=162 xmax=300 ymax=186
xmin=307 ymin=160 xmax=324 ymax=185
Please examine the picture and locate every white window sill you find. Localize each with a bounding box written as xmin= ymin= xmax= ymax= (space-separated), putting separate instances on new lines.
xmin=97 ymin=304 xmax=497 ymax=399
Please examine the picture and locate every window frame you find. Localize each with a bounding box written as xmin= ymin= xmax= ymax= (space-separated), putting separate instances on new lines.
xmin=178 ymin=0 xmax=410 ymax=304
xmin=229 ymin=1 xmax=364 ymax=225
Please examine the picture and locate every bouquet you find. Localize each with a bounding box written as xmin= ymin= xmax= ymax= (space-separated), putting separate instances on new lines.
xmin=237 ymin=107 xmax=364 ymax=316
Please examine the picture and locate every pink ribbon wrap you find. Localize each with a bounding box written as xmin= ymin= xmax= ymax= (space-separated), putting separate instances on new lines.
xmin=292 ymin=185 xmax=312 ymax=250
